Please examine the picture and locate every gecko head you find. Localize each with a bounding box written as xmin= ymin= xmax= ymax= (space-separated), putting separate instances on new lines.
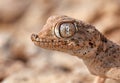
xmin=31 ymin=15 xmax=101 ymax=56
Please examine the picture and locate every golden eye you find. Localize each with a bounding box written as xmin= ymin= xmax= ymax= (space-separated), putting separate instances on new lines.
xmin=54 ymin=22 xmax=76 ymax=38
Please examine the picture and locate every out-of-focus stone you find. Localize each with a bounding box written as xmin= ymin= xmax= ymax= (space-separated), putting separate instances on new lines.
xmin=0 ymin=0 xmax=30 ymax=23
xmin=0 ymin=60 xmax=25 ymax=81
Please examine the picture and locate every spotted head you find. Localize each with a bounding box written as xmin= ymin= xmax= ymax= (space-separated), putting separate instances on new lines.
xmin=31 ymin=15 xmax=101 ymax=57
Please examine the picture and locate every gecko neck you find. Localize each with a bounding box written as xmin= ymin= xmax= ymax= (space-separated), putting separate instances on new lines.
xmin=82 ymin=38 xmax=120 ymax=77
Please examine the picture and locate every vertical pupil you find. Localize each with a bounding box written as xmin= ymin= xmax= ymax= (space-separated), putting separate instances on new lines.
xmin=66 ymin=25 xmax=70 ymax=34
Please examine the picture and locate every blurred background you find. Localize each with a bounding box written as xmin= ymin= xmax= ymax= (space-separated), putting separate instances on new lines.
xmin=0 ymin=0 xmax=120 ymax=83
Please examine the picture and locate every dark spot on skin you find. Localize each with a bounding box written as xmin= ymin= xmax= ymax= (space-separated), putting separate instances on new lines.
xmin=96 ymin=53 xmax=98 ymax=56
xmin=113 ymin=55 xmax=116 ymax=58
xmin=64 ymin=41 xmax=68 ymax=45
xmin=58 ymin=40 xmax=60 ymax=42
xmin=89 ymin=39 xmax=92 ymax=41
xmin=74 ymin=40 xmax=79 ymax=44
xmin=117 ymin=48 xmax=119 ymax=50
xmin=0 ymin=78 xmax=4 ymax=82
xmin=78 ymin=37 xmax=81 ymax=39
xmin=51 ymin=40 xmax=54 ymax=42
xmin=76 ymin=43 xmax=79 ymax=46
xmin=112 ymin=49 xmax=116 ymax=54
xmin=83 ymin=52 xmax=87 ymax=55
xmin=71 ymin=38 xmax=75 ymax=40
xmin=112 ymin=45 xmax=114 ymax=47
xmin=97 ymin=44 xmax=104 ymax=53
xmin=108 ymin=54 xmax=111 ymax=56
xmin=100 ymin=59 xmax=103 ymax=62
xmin=100 ymin=34 xmax=107 ymax=43
xmin=109 ymin=46 xmax=112 ymax=48
xmin=86 ymin=30 xmax=89 ymax=32
xmin=89 ymin=42 xmax=94 ymax=48
xmin=105 ymin=48 xmax=109 ymax=53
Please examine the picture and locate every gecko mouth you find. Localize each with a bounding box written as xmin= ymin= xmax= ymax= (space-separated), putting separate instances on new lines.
xmin=31 ymin=34 xmax=72 ymax=49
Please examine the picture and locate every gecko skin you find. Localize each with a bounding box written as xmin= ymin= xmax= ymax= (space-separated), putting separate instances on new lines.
xmin=31 ymin=15 xmax=120 ymax=83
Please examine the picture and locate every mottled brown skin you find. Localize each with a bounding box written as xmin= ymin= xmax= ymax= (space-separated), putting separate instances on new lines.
xmin=31 ymin=15 xmax=120 ymax=83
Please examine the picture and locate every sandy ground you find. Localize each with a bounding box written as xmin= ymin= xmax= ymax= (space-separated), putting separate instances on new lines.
xmin=0 ymin=0 xmax=120 ymax=83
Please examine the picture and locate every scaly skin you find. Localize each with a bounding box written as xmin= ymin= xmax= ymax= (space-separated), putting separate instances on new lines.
xmin=31 ymin=15 xmax=120 ymax=83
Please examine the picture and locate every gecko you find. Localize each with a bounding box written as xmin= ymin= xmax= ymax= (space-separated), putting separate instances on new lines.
xmin=31 ymin=15 xmax=120 ymax=83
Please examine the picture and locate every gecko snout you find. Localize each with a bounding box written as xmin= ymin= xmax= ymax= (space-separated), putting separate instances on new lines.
xmin=31 ymin=34 xmax=39 ymax=41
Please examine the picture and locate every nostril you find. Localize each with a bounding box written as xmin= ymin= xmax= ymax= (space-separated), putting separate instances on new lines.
xmin=31 ymin=34 xmax=38 ymax=41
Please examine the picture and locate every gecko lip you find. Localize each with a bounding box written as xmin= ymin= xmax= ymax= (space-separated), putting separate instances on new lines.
xmin=31 ymin=33 xmax=68 ymax=46
xmin=31 ymin=34 xmax=78 ymax=51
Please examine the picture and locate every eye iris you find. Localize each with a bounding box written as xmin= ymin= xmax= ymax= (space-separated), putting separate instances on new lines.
xmin=60 ymin=23 xmax=75 ymax=38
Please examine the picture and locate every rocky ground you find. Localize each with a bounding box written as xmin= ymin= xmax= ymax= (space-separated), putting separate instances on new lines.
xmin=0 ymin=0 xmax=120 ymax=83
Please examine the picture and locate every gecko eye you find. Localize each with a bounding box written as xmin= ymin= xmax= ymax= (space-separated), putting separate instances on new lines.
xmin=55 ymin=23 xmax=76 ymax=38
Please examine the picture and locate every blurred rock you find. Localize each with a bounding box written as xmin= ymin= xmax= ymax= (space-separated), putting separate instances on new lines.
xmin=0 ymin=59 xmax=25 ymax=81
xmin=0 ymin=0 xmax=30 ymax=23
xmin=9 ymin=44 xmax=30 ymax=63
